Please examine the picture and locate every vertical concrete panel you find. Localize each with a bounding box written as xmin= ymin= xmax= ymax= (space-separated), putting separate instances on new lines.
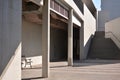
xmin=98 ymin=11 xmax=109 ymax=31
xmin=1 ymin=0 xmax=10 ymax=69
xmin=83 ymin=4 xmax=96 ymax=59
xmin=0 ymin=0 xmax=21 ymax=80
xmin=0 ymin=0 xmax=3 ymax=74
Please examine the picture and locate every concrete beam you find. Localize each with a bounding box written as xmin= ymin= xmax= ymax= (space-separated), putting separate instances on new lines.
xmin=42 ymin=0 xmax=50 ymax=78
xmin=68 ymin=9 xmax=73 ymax=66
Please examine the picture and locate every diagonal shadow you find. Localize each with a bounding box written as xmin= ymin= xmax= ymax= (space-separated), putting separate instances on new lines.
xmin=22 ymin=77 xmax=44 ymax=80
xmin=73 ymin=60 xmax=120 ymax=67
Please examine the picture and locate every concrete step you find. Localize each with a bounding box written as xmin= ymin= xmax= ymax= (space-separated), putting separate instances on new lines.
xmin=88 ymin=32 xmax=120 ymax=60
xmin=94 ymin=31 xmax=105 ymax=38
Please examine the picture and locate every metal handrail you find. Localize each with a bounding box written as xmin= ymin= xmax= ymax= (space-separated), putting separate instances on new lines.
xmin=105 ymin=31 xmax=120 ymax=44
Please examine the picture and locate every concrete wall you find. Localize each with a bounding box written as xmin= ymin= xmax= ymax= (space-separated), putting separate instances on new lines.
xmin=72 ymin=14 xmax=81 ymax=27
xmin=0 ymin=44 xmax=21 ymax=80
xmin=98 ymin=11 xmax=109 ymax=31
xmin=105 ymin=17 xmax=120 ymax=49
xmin=83 ymin=4 xmax=96 ymax=59
xmin=0 ymin=0 xmax=21 ymax=80
xmin=22 ymin=18 xmax=42 ymax=65
xmin=0 ymin=0 xmax=2 ymax=74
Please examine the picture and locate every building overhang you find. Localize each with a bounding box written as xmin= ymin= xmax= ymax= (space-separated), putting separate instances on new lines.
xmin=22 ymin=0 xmax=83 ymax=28
xmin=24 ymin=0 xmax=43 ymax=6
xmin=61 ymin=0 xmax=84 ymax=22
xmin=82 ymin=0 xmax=97 ymax=17
xmin=82 ymin=0 xmax=96 ymax=11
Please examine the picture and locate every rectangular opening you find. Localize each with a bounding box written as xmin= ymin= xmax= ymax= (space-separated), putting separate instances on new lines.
xmin=73 ymin=26 xmax=80 ymax=60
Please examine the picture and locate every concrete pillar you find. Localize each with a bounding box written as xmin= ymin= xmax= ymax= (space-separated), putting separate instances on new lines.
xmin=42 ymin=0 xmax=50 ymax=78
xmin=80 ymin=22 xmax=84 ymax=60
xmin=68 ymin=9 xmax=73 ymax=66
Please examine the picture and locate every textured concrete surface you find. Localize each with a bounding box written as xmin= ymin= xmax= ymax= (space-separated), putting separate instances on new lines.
xmin=22 ymin=60 xmax=120 ymax=80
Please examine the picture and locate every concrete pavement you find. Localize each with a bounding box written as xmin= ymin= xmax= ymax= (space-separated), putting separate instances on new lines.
xmin=22 ymin=60 xmax=120 ymax=80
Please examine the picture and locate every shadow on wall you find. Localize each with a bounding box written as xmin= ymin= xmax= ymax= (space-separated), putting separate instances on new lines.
xmin=84 ymin=35 xmax=94 ymax=59
xmin=22 ymin=77 xmax=44 ymax=80
xmin=0 ymin=43 xmax=21 ymax=79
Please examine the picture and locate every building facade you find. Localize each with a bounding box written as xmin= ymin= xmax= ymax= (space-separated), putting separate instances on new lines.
xmin=0 ymin=0 xmax=96 ymax=80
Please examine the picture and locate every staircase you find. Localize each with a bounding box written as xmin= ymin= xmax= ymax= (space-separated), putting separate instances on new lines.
xmin=88 ymin=31 xmax=120 ymax=60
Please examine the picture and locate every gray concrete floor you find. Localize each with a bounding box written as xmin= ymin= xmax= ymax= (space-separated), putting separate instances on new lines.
xmin=22 ymin=60 xmax=120 ymax=80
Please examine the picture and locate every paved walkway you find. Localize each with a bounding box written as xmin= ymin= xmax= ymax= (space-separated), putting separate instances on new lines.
xmin=22 ymin=60 xmax=120 ymax=80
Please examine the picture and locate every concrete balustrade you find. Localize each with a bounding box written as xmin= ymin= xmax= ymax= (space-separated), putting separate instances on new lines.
xmin=105 ymin=17 xmax=120 ymax=49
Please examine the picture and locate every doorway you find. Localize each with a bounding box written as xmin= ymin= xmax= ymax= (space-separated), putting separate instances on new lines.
xmin=50 ymin=27 xmax=68 ymax=62
xmin=73 ymin=26 xmax=80 ymax=60
xmin=50 ymin=14 xmax=68 ymax=62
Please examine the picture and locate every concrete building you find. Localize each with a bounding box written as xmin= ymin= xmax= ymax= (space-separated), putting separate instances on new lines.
xmin=98 ymin=0 xmax=120 ymax=31
xmin=0 ymin=0 xmax=96 ymax=79
xmin=98 ymin=0 xmax=120 ymax=50
xmin=88 ymin=0 xmax=120 ymax=60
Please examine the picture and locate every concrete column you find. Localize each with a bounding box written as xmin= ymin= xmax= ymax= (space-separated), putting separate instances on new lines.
xmin=80 ymin=22 xmax=84 ymax=60
xmin=68 ymin=9 xmax=73 ymax=66
xmin=42 ymin=0 xmax=50 ymax=78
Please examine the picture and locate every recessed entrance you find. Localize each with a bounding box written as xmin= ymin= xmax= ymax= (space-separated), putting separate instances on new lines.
xmin=50 ymin=27 xmax=68 ymax=62
xmin=73 ymin=26 xmax=80 ymax=60
xmin=22 ymin=0 xmax=68 ymax=79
